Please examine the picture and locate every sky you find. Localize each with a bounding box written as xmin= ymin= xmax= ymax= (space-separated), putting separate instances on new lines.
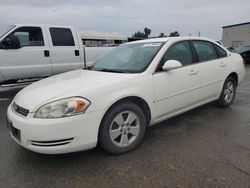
xmin=0 ymin=0 xmax=249 ymax=40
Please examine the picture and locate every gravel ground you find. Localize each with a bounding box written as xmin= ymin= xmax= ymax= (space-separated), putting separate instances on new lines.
xmin=0 ymin=66 xmax=249 ymax=188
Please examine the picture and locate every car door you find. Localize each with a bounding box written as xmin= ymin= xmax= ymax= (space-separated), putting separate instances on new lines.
xmin=0 ymin=26 xmax=52 ymax=81
xmin=47 ymin=27 xmax=82 ymax=75
xmin=191 ymin=40 xmax=227 ymax=101
xmin=153 ymin=41 xmax=200 ymax=120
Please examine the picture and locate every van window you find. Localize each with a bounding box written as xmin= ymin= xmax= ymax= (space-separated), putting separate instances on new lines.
xmin=10 ymin=27 xmax=44 ymax=47
xmin=50 ymin=28 xmax=75 ymax=46
xmin=192 ymin=41 xmax=217 ymax=62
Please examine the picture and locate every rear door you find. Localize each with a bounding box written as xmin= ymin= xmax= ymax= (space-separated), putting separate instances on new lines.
xmin=191 ymin=40 xmax=227 ymax=101
xmin=0 ymin=26 xmax=52 ymax=81
xmin=47 ymin=26 xmax=82 ymax=75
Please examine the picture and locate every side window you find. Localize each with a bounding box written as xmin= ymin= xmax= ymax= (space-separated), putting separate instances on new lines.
xmin=192 ymin=41 xmax=217 ymax=62
xmin=50 ymin=28 xmax=75 ymax=46
xmin=160 ymin=41 xmax=193 ymax=69
xmin=10 ymin=27 xmax=44 ymax=47
xmin=214 ymin=44 xmax=228 ymax=58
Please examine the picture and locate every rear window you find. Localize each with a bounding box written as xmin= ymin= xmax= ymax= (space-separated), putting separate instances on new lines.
xmin=49 ymin=28 xmax=75 ymax=46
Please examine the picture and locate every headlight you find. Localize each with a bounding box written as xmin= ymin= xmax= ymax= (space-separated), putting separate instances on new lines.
xmin=34 ymin=97 xmax=90 ymax=119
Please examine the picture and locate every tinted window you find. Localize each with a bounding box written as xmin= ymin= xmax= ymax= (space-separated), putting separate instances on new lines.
xmin=50 ymin=28 xmax=75 ymax=46
xmin=192 ymin=41 xmax=217 ymax=62
xmin=161 ymin=41 xmax=193 ymax=67
xmin=214 ymin=44 xmax=227 ymax=58
xmin=10 ymin=27 xmax=44 ymax=47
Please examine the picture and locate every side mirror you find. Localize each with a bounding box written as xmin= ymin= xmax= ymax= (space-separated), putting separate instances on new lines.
xmin=1 ymin=35 xmax=20 ymax=49
xmin=162 ymin=60 xmax=182 ymax=71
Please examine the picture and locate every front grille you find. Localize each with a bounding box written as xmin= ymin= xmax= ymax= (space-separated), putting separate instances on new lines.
xmin=13 ymin=102 xmax=29 ymax=117
xmin=30 ymin=138 xmax=74 ymax=147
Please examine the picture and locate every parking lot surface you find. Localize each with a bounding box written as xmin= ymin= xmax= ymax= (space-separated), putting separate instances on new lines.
xmin=0 ymin=66 xmax=250 ymax=188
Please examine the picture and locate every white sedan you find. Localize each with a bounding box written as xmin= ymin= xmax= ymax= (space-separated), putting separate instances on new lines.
xmin=7 ymin=37 xmax=245 ymax=155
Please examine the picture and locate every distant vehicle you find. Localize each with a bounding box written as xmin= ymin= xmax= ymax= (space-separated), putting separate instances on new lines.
xmin=0 ymin=24 xmax=112 ymax=86
xmin=216 ymin=41 xmax=224 ymax=46
xmin=102 ymin=43 xmax=118 ymax=47
xmin=234 ymin=45 xmax=250 ymax=64
xmin=7 ymin=37 xmax=245 ymax=155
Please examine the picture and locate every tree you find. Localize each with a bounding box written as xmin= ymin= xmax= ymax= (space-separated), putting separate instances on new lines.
xmin=132 ymin=27 xmax=152 ymax=39
xmin=169 ymin=31 xmax=180 ymax=37
xmin=144 ymin=27 xmax=151 ymax=37
xmin=132 ymin=31 xmax=147 ymax=38
xmin=159 ymin=33 xmax=165 ymax=37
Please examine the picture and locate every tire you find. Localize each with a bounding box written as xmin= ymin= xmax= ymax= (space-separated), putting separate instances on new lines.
xmin=98 ymin=102 xmax=147 ymax=155
xmin=217 ymin=76 xmax=236 ymax=107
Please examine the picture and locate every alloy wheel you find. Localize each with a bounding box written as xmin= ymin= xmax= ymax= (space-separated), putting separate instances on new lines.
xmin=224 ymin=81 xmax=235 ymax=103
xmin=109 ymin=110 xmax=140 ymax=147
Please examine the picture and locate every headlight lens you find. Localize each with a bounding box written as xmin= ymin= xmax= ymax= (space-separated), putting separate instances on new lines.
xmin=34 ymin=97 xmax=90 ymax=118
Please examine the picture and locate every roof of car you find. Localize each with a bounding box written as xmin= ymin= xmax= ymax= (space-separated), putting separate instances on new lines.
xmin=128 ymin=36 xmax=216 ymax=44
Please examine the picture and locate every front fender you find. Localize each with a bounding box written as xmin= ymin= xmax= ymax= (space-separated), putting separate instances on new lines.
xmin=86 ymin=76 xmax=157 ymax=124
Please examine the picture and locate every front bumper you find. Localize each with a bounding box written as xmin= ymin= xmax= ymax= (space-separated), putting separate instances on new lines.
xmin=7 ymin=105 xmax=104 ymax=154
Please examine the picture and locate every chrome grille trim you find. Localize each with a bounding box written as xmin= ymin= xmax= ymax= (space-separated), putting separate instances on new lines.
xmin=13 ymin=102 xmax=29 ymax=117
xmin=30 ymin=138 xmax=74 ymax=147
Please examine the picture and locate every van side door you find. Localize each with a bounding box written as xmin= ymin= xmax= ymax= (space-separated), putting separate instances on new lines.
xmin=0 ymin=26 xmax=52 ymax=81
xmin=47 ymin=26 xmax=82 ymax=75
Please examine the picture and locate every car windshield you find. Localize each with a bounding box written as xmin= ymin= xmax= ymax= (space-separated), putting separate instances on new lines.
xmin=91 ymin=42 xmax=164 ymax=73
xmin=0 ymin=25 xmax=15 ymax=38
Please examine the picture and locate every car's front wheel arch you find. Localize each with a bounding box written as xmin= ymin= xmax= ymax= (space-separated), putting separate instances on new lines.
xmin=99 ymin=96 xmax=151 ymax=129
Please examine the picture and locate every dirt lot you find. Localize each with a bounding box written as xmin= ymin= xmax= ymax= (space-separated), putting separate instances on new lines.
xmin=0 ymin=66 xmax=250 ymax=188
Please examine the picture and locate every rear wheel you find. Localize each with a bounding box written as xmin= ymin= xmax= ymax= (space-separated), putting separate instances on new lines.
xmin=217 ymin=77 xmax=236 ymax=107
xmin=99 ymin=102 xmax=146 ymax=155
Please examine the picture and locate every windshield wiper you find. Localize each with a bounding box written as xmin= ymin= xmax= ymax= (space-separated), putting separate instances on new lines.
xmin=95 ymin=68 xmax=128 ymax=73
xmin=84 ymin=66 xmax=93 ymax=70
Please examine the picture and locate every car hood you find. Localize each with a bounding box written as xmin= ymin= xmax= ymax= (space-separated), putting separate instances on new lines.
xmin=14 ymin=69 xmax=137 ymax=112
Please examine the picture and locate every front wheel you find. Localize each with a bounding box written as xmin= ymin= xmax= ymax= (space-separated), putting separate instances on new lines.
xmin=98 ymin=102 xmax=147 ymax=155
xmin=217 ymin=77 xmax=236 ymax=107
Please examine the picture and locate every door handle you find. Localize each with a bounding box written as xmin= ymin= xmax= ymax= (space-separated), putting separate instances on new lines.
xmin=219 ymin=62 xmax=226 ymax=67
xmin=75 ymin=50 xmax=80 ymax=56
xmin=189 ymin=69 xmax=198 ymax=75
xmin=44 ymin=50 xmax=50 ymax=57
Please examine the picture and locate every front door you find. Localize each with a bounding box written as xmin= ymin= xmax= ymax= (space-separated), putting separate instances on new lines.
xmin=0 ymin=26 xmax=52 ymax=81
xmin=153 ymin=41 xmax=200 ymax=121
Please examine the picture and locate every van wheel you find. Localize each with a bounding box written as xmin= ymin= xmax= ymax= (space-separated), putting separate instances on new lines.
xmin=217 ymin=77 xmax=236 ymax=107
xmin=99 ymin=102 xmax=146 ymax=155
